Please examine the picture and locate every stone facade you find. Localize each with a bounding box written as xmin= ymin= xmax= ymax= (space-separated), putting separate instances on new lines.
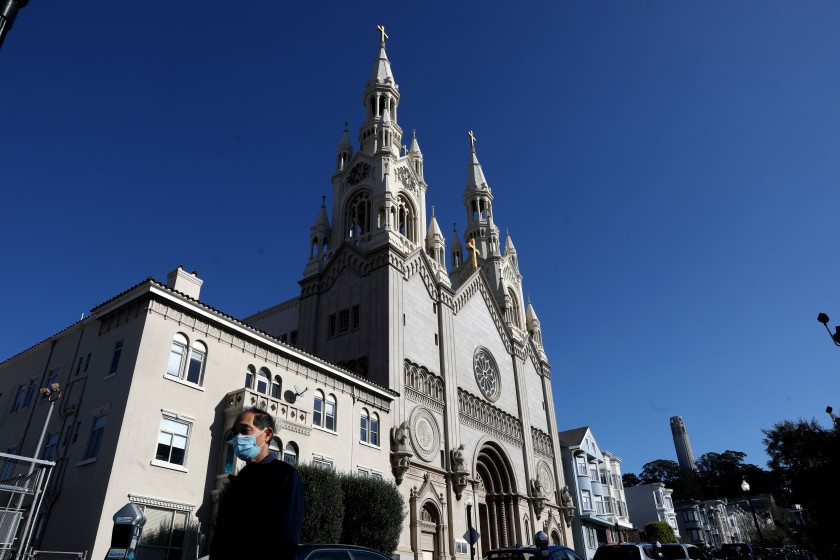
xmin=0 ymin=29 xmax=573 ymax=560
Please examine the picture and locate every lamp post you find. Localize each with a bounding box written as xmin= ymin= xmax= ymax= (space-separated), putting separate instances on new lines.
xmin=466 ymin=496 xmax=476 ymax=560
xmin=827 ymin=406 xmax=839 ymax=427
xmin=740 ymin=480 xmax=763 ymax=546
xmin=816 ymin=313 xmax=840 ymax=346
xmin=0 ymin=0 xmax=29 ymax=49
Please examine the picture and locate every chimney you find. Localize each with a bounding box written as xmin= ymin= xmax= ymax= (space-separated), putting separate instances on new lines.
xmin=166 ymin=265 xmax=203 ymax=300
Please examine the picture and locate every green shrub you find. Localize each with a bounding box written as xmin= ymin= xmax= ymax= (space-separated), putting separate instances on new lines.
xmin=339 ymin=472 xmax=405 ymax=555
xmin=298 ymin=463 xmax=344 ymax=544
xmin=643 ymin=521 xmax=677 ymax=543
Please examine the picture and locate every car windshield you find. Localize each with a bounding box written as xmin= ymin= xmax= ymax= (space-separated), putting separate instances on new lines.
xmin=661 ymin=546 xmax=688 ymax=560
xmin=485 ymin=553 xmax=538 ymax=560
xmin=594 ymin=546 xmax=649 ymax=560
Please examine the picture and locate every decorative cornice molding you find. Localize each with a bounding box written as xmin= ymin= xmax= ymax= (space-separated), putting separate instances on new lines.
xmin=457 ymin=388 xmax=524 ymax=447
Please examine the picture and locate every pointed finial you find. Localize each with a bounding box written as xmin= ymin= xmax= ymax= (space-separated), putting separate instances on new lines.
xmin=413 ymin=128 xmax=417 ymax=139
xmin=528 ymin=293 xmax=532 ymax=305
xmin=321 ymin=195 xmax=326 ymax=207
xmin=344 ymin=121 xmax=348 ymax=132
xmin=506 ymin=227 xmax=509 ymax=236
xmin=468 ymin=130 xmax=477 ymax=151
xmin=377 ymin=25 xmax=388 ymax=46
xmin=453 ymin=222 xmax=457 ymax=232
xmin=402 ymin=144 xmax=408 ymax=155
xmin=431 ymin=205 xmax=435 ymax=217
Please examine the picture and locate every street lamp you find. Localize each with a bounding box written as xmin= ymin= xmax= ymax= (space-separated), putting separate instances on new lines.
xmin=740 ymin=480 xmax=764 ymax=546
xmin=466 ymin=495 xmax=476 ymax=560
xmin=0 ymin=0 xmax=29 ymax=49
xmin=827 ymin=406 xmax=839 ymax=427
xmin=816 ymin=313 xmax=840 ymax=346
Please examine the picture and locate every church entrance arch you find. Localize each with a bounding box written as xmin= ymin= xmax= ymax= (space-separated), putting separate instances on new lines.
xmin=419 ymin=502 xmax=441 ymax=560
xmin=475 ymin=441 xmax=520 ymax=552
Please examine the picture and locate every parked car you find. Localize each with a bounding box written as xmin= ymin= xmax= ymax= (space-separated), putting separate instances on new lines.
xmin=484 ymin=545 xmax=585 ymax=560
xmin=661 ymin=544 xmax=712 ymax=560
xmin=296 ymin=544 xmax=392 ymax=560
xmin=719 ymin=544 xmax=761 ymax=560
xmin=199 ymin=544 xmax=391 ymax=560
xmin=594 ymin=543 xmax=661 ymax=560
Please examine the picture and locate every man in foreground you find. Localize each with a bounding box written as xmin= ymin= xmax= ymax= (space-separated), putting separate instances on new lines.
xmin=210 ymin=407 xmax=304 ymax=559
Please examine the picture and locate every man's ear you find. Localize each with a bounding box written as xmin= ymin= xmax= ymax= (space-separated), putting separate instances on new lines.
xmin=263 ymin=428 xmax=273 ymax=443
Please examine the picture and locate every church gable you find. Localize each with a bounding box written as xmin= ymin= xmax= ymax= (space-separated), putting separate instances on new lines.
xmin=452 ymin=271 xmax=512 ymax=355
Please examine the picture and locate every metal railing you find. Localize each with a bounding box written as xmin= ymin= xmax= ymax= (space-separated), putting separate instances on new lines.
xmin=0 ymin=452 xmax=54 ymax=560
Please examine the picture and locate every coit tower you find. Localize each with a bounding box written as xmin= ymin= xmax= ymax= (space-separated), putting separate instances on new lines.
xmin=670 ymin=416 xmax=697 ymax=470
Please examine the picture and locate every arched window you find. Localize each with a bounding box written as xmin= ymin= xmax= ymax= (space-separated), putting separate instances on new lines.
xmin=245 ymin=365 xmax=255 ymax=389
xmin=271 ymin=375 xmax=282 ymax=399
xmin=346 ymin=191 xmax=371 ymax=239
xmin=256 ymin=368 xmax=270 ymax=394
xmin=360 ymin=408 xmax=369 ymax=442
xmin=269 ymin=436 xmax=281 ymax=453
xmin=360 ymin=409 xmax=379 ymax=445
xmin=166 ymin=334 xmax=188 ymax=378
xmin=508 ymin=289 xmax=522 ymax=329
xmin=370 ymin=412 xmax=379 ymax=446
xmin=186 ymin=341 xmax=206 ymax=385
xmin=166 ymin=334 xmax=207 ymax=386
xmin=220 ymin=430 xmax=234 ymax=474
xmin=283 ymin=442 xmax=299 ymax=465
xmin=395 ymin=195 xmax=416 ymax=242
xmin=314 ymin=390 xmax=336 ymax=431
xmin=325 ymin=394 xmax=336 ymax=431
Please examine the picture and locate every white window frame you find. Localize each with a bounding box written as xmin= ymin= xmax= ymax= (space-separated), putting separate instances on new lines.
xmin=312 ymin=454 xmax=334 ymax=470
xmin=165 ymin=334 xmax=206 ymax=387
xmin=581 ymin=489 xmax=593 ymax=511
xmin=153 ymin=414 xmax=192 ymax=470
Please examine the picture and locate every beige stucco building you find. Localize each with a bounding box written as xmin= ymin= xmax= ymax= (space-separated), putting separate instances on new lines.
xmin=0 ymin=29 xmax=574 ymax=560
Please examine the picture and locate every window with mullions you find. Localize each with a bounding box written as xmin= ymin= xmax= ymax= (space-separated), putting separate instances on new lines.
xmin=10 ymin=383 xmax=26 ymax=413
xmin=256 ymin=368 xmax=270 ymax=394
xmin=135 ymin=505 xmax=190 ymax=560
xmin=165 ymin=334 xmax=206 ymax=386
xmin=339 ymin=309 xmax=350 ymax=333
xmin=359 ymin=409 xmax=380 ymax=446
xmin=83 ymin=414 xmax=108 ymax=460
xmin=283 ymin=442 xmax=298 ymax=465
xmin=156 ymin=417 xmax=190 ymax=466
xmin=575 ymin=455 xmax=588 ymax=476
xmin=245 ymin=365 xmax=255 ymax=389
xmin=22 ymin=379 xmax=38 ymax=409
xmin=581 ymin=489 xmax=593 ymax=511
xmin=313 ymin=390 xmax=336 ymax=431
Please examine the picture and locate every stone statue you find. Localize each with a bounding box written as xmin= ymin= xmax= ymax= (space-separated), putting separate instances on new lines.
xmin=451 ymin=444 xmax=466 ymax=472
xmin=390 ymin=421 xmax=409 ymax=450
xmin=560 ymin=485 xmax=573 ymax=508
xmin=531 ymin=477 xmax=545 ymax=497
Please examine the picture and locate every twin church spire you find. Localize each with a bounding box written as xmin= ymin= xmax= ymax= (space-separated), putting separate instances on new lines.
xmin=306 ymin=26 xmax=539 ymax=340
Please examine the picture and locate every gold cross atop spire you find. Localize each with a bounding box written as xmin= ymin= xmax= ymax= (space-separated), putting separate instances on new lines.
xmin=377 ymin=25 xmax=388 ymax=45
xmin=468 ymin=130 xmax=477 ymax=150
xmin=466 ymin=238 xmax=481 ymax=270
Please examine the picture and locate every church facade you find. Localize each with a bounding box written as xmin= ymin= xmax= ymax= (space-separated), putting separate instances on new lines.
xmin=247 ymin=29 xmax=574 ymax=557
xmin=0 ymin=28 xmax=575 ymax=560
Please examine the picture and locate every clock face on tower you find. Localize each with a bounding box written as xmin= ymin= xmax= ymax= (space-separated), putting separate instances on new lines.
xmin=347 ymin=162 xmax=370 ymax=185
xmin=473 ymin=348 xmax=500 ymax=401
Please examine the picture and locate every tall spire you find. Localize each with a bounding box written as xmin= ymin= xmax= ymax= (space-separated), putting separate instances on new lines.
xmin=463 ymin=131 xmax=499 ymax=258
xmin=361 ymin=25 xmax=402 ymax=154
xmin=336 ymin=122 xmax=352 ymax=171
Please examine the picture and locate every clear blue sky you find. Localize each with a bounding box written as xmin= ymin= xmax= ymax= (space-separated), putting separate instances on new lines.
xmin=3 ymin=2 xmax=840 ymax=481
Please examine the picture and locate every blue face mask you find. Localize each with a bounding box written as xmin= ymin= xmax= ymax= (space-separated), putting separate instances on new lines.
xmin=233 ymin=429 xmax=265 ymax=461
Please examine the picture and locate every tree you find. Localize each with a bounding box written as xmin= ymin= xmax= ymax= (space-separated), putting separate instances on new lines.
xmin=298 ymin=463 xmax=344 ymax=544
xmin=339 ymin=473 xmax=405 ymax=555
xmin=643 ymin=521 xmax=676 ymax=543
xmin=762 ymin=418 xmax=839 ymax=557
xmin=640 ymin=460 xmax=681 ymax=485
xmin=622 ymin=473 xmax=642 ymax=487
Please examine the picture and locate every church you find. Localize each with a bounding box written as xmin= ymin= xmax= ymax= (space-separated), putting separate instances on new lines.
xmin=0 ymin=27 xmax=574 ymax=560
xmin=247 ymin=26 xmax=574 ymax=556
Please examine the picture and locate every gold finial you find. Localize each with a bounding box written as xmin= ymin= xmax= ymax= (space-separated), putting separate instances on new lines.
xmin=377 ymin=25 xmax=388 ymax=45
xmin=468 ymin=130 xmax=477 ymax=150
xmin=466 ymin=238 xmax=481 ymax=270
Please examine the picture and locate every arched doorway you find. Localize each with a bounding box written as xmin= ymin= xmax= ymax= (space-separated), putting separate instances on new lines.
xmin=475 ymin=442 xmax=520 ymax=551
xmin=419 ymin=502 xmax=441 ymax=560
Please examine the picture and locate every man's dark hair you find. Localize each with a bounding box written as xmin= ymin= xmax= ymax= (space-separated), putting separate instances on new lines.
xmin=239 ymin=406 xmax=276 ymax=432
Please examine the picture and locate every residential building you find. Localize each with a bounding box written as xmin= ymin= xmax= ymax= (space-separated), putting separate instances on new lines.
xmin=0 ymin=27 xmax=574 ymax=560
xmin=624 ymin=483 xmax=681 ymax=540
xmin=558 ymin=428 xmax=631 ymax=559
xmin=0 ymin=269 xmax=395 ymax=560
